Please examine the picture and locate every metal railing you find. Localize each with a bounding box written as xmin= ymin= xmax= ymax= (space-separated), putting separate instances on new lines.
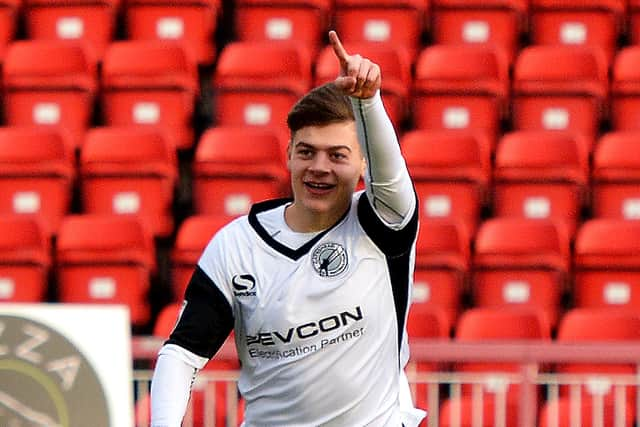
xmin=132 ymin=338 xmax=640 ymax=427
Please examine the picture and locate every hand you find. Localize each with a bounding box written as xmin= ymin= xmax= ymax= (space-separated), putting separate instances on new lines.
xmin=329 ymin=30 xmax=381 ymax=99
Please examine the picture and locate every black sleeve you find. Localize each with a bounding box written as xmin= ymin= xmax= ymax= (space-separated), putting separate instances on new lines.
xmin=357 ymin=190 xmax=419 ymax=258
xmin=165 ymin=265 xmax=234 ymax=359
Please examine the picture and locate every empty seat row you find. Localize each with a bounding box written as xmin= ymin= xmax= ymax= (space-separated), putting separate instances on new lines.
xmin=5 ymin=123 xmax=640 ymax=242
xmin=9 ymin=37 xmax=640 ymax=155
xmin=408 ymin=305 xmax=640 ymax=427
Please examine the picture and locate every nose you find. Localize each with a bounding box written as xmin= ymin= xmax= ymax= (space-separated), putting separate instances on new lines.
xmin=308 ymin=152 xmax=331 ymax=173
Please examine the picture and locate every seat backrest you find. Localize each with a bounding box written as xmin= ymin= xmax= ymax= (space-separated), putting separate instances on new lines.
xmin=558 ymin=307 xmax=640 ymax=341
xmin=56 ymin=214 xmax=154 ymax=267
xmin=3 ymin=39 xmax=97 ymax=91
xmin=193 ymin=126 xmax=288 ymax=180
xmin=172 ymin=214 xmax=233 ymax=266
xmin=574 ymin=218 xmax=640 ymax=269
xmin=80 ymin=126 xmax=177 ymax=178
xmin=593 ymin=131 xmax=640 ymax=181
xmin=413 ymin=44 xmax=509 ymax=98
xmin=473 ymin=217 xmax=570 ymax=271
xmin=0 ymin=214 xmax=49 ymax=266
xmin=401 ymin=129 xmax=491 ymax=183
xmin=415 ymin=218 xmax=470 ymax=271
xmin=101 ymin=40 xmax=198 ymax=92
xmin=611 ymin=45 xmax=640 ymax=94
xmin=513 ymin=45 xmax=608 ymax=97
xmin=213 ymin=40 xmax=311 ymax=96
xmin=0 ymin=126 xmax=75 ymax=175
xmin=407 ymin=304 xmax=451 ymax=339
xmin=494 ymin=130 xmax=589 ymax=183
xmin=456 ymin=306 xmax=551 ymax=340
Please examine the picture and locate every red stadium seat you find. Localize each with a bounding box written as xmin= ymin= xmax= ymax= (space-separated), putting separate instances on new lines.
xmin=315 ymin=41 xmax=412 ymax=130
xmin=234 ymin=0 xmax=332 ymax=56
xmin=401 ymin=129 xmax=491 ymax=236
xmin=211 ymin=40 xmax=311 ymax=133
xmin=0 ymin=215 xmax=50 ymax=302
xmin=529 ymin=0 xmax=625 ymax=64
xmin=2 ymin=40 xmax=98 ymax=151
xmin=332 ymin=0 xmax=428 ymax=61
xmin=411 ymin=44 xmax=509 ymax=144
xmin=192 ymin=126 xmax=289 ymax=217
xmin=101 ymin=41 xmax=199 ymax=150
xmin=23 ymin=0 xmax=120 ymax=61
xmin=56 ymin=214 xmax=156 ymax=328
xmin=171 ymin=214 xmax=232 ymax=301
xmin=79 ymin=126 xmax=178 ymax=238
xmin=472 ymin=217 xmax=570 ymax=328
xmin=413 ymin=218 xmax=470 ymax=328
xmin=0 ymin=0 xmax=20 ymax=62
xmin=546 ymin=307 xmax=640 ymax=424
xmin=511 ymin=45 xmax=608 ymax=142
xmin=492 ymin=131 xmax=589 ymax=237
xmin=629 ymin=0 xmax=640 ymax=45
xmin=0 ymin=127 xmax=74 ymax=237
xmin=440 ymin=306 xmax=550 ymax=427
xmin=539 ymin=397 xmax=634 ymax=427
xmin=573 ymin=219 xmax=640 ymax=312
xmin=610 ymin=46 xmax=640 ymax=131
xmin=592 ymin=131 xmax=640 ymax=220
xmin=430 ymin=0 xmax=528 ymax=62
xmin=124 ymin=0 xmax=221 ymax=65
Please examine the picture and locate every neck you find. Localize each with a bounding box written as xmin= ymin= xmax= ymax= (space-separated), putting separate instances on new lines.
xmin=284 ymin=203 xmax=348 ymax=233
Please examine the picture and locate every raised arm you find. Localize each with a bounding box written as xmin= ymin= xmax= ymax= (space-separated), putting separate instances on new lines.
xmin=329 ymin=31 xmax=416 ymax=229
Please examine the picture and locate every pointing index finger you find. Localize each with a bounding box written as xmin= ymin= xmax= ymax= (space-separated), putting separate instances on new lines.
xmin=329 ymin=30 xmax=349 ymax=63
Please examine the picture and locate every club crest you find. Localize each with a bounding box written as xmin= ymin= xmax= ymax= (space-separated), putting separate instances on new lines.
xmin=311 ymin=242 xmax=348 ymax=277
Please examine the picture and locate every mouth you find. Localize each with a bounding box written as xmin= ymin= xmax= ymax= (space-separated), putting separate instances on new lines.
xmin=304 ymin=181 xmax=335 ymax=194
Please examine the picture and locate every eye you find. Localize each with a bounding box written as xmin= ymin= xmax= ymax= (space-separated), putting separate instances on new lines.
xmin=331 ymin=152 xmax=348 ymax=161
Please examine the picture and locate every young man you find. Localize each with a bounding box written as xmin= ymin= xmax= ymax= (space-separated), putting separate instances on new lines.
xmin=150 ymin=31 xmax=425 ymax=426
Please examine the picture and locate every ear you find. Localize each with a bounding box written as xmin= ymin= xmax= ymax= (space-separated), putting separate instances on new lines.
xmin=286 ymin=139 xmax=293 ymax=171
xmin=360 ymin=157 xmax=366 ymax=177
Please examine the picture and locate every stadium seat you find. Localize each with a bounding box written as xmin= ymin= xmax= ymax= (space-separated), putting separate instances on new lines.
xmin=171 ymin=214 xmax=232 ymax=301
xmin=610 ymin=46 xmax=640 ymax=131
xmin=430 ymin=0 xmax=528 ymax=62
xmin=411 ymin=44 xmax=509 ymax=144
xmin=529 ymin=0 xmax=625 ymax=64
xmin=440 ymin=306 xmax=550 ymax=427
xmin=234 ymin=0 xmax=332 ymax=57
xmin=101 ymin=40 xmax=199 ymax=150
xmin=539 ymin=397 xmax=634 ymax=427
xmin=79 ymin=126 xmax=178 ymax=238
xmin=123 ymin=0 xmax=220 ymax=65
xmin=545 ymin=307 xmax=640 ymax=424
xmin=211 ymin=40 xmax=311 ymax=133
xmin=192 ymin=126 xmax=289 ymax=217
xmin=573 ymin=219 xmax=640 ymax=312
xmin=413 ymin=218 xmax=470 ymax=328
xmin=472 ymin=217 xmax=570 ymax=328
xmin=314 ymin=41 xmax=411 ymax=130
xmin=2 ymin=40 xmax=98 ymax=151
xmin=23 ymin=0 xmax=121 ymax=61
xmin=0 ymin=127 xmax=75 ymax=237
xmin=401 ymin=129 xmax=491 ymax=236
xmin=404 ymin=303 xmax=451 ymax=418
xmin=511 ymin=45 xmax=608 ymax=142
xmin=492 ymin=130 xmax=589 ymax=237
xmin=629 ymin=0 xmax=640 ymax=45
xmin=592 ymin=131 xmax=640 ymax=220
xmin=56 ymin=214 xmax=155 ymax=328
xmin=0 ymin=0 xmax=19 ymax=62
xmin=0 ymin=215 xmax=50 ymax=302
xmin=332 ymin=0 xmax=428 ymax=61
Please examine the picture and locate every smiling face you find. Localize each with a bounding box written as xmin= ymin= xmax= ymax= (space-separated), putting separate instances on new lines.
xmin=285 ymin=121 xmax=365 ymax=232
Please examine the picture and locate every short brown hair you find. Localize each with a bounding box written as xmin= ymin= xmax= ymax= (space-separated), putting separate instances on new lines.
xmin=287 ymin=82 xmax=354 ymax=134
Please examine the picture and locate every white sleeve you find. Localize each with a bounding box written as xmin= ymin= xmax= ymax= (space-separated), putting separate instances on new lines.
xmin=351 ymin=91 xmax=416 ymax=230
xmin=150 ymin=344 xmax=208 ymax=427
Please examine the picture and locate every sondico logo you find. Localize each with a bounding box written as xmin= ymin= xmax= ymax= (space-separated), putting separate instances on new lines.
xmin=312 ymin=242 xmax=348 ymax=277
xmin=0 ymin=315 xmax=110 ymax=427
xmin=232 ymin=274 xmax=257 ymax=297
